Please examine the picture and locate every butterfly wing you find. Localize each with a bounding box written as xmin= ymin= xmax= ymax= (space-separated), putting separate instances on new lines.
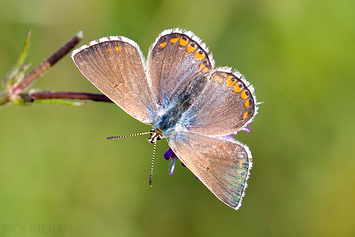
xmin=167 ymin=132 xmax=252 ymax=210
xmin=181 ymin=68 xmax=257 ymax=136
xmin=147 ymin=29 xmax=257 ymax=136
xmin=146 ymin=29 xmax=214 ymax=109
xmin=72 ymin=36 xmax=156 ymax=124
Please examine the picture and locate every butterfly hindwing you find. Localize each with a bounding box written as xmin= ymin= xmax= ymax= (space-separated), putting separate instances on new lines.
xmin=181 ymin=68 xmax=257 ymax=136
xmin=168 ymin=132 xmax=252 ymax=210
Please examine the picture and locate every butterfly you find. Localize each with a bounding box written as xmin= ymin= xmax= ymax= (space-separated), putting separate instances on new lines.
xmin=71 ymin=29 xmax=258 ymax=210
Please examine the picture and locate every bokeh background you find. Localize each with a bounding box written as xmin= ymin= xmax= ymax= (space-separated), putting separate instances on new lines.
xmin=0 ymin=0 xmax=354 ymax=236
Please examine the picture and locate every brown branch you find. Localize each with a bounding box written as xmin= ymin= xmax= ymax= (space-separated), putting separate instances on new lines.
xmin=23 ymin=91 xmax=113 ymax=103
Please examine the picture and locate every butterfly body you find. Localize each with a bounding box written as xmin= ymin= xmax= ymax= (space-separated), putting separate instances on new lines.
xmin=72 ymin=29 xmax=258 ymax=210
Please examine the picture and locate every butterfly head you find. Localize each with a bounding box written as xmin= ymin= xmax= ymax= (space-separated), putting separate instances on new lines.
xmin=147 ymin=128 xmax=163 ymax=144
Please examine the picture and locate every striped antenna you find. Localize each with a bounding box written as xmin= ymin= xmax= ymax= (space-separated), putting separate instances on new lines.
xmin=149 ymin=141 xmax=157 ymax=187
xmin=106 ymin=132 xmax=151 ymax=140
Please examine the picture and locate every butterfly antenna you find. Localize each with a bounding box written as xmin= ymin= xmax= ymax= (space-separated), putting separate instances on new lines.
xmin=149 ymin=141 xmax=157 ymax=187
xmin=106 ymin=132 xmax=151 ymax=140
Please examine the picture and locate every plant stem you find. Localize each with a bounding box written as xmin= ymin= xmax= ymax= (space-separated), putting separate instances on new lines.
xmin=23 ymin=91 xmax=112 ymax=103
xmin=12 ymin=31 xmax=83 ymax=94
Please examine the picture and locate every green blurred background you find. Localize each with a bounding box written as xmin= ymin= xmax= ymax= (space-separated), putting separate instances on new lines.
xmin=1 ymin=0 xmax=354 ymax=236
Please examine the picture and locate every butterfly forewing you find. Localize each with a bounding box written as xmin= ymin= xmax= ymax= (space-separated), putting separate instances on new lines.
xmin=72 ymin=37 xmax=157 ymax=124
xmin=147 ymin=30 xmax=214 ymax=109
xmin=168 ymin=132 xmax=252 ymax=210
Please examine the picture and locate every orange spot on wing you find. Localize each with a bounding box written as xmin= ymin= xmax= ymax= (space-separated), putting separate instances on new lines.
xmin=199 ymin=63 xmax=210 ymax=72
xmin=244 ymin=99 xmax=250 ymax=107
xmin=179 ymin=38 xmax=188 ymax=46
xmin=187 ymin=44 xmax=196 ymax=53
xmin=159 ymin=42 xmax=167 ymax=48
xmin=241 ymin=90 xmax=248 ymax=100
xmin=234 ymin=83 xmax=242 ymax=93
xmin=243 ymin=111 xmax=249 ymax=119
xmin=114 ymin=46 xmax=122 ymax=52
xmin=225 ymin=75 xmax=236 ymax=87
xmin=194 ymin=50 xmax=205 ymax=61
xmin=170 ymin=37 xmax=179 ymax=44
xmin=214 ymin=75 xmax=223 ymax=83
